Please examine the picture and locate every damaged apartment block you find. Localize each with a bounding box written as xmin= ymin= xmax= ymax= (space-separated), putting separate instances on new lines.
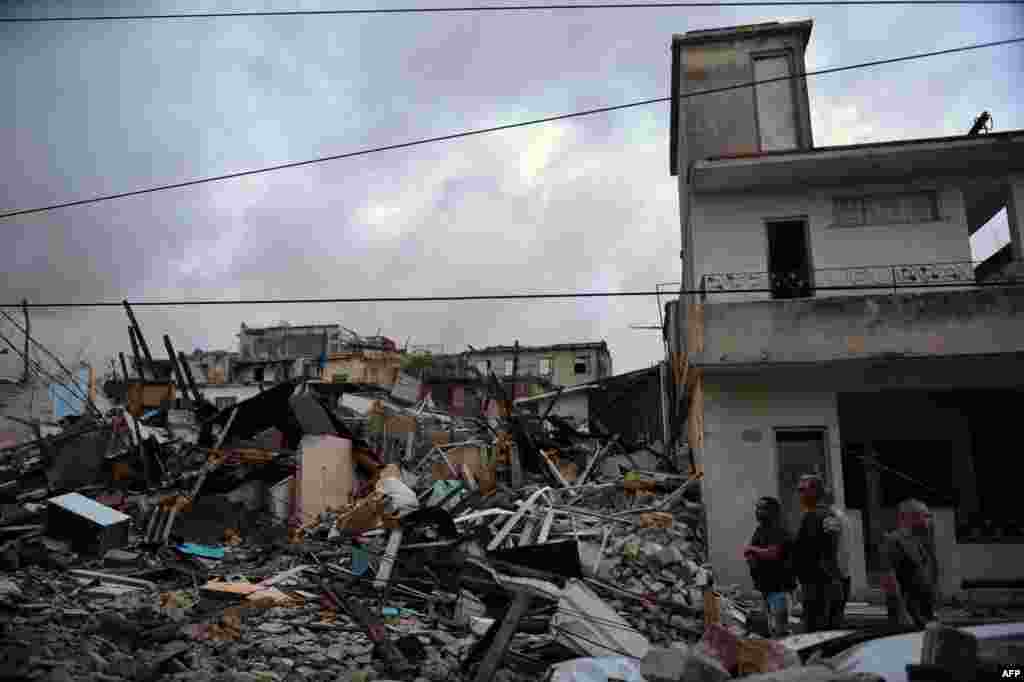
xmin=664 ymin=18 xmax=1024 ymax=605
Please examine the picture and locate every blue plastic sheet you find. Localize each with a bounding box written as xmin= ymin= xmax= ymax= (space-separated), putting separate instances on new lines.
xmin=176 ymin=544 xmax=226 ymax=560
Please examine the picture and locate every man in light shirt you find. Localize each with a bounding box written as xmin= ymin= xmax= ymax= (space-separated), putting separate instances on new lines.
xmin=825 ymin=490 xmax=852 ymax=629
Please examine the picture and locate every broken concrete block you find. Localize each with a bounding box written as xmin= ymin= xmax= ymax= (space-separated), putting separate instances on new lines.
xmin=656 ymin=545 xmax=685 ymax=567
xmin=640 ymin=647 xmax=691 ymax=681
xmin=683 ymin=649 xmax=732 ymax=682
xmin=640 ymin=645 xmax=731 ymax=682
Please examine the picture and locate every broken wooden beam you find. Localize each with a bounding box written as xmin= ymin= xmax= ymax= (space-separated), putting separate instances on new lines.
xmin=472 ymin=591 xmax=531 ymax=682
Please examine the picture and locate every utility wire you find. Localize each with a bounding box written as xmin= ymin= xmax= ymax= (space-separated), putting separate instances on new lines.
xmin=2 ymin=35 xmax=1020 ymax=221
xmin=2 ymin=0 xmax=1022 ymax=22
xmin=0 ymin=310 xmax=102 ymax=415
xmin=0 ymin=327 xmax=96 ymax=414
xmin=2 ymin=278 xmax=1022 ymax=309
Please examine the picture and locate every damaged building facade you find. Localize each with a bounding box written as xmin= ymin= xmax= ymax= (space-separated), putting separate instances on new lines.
xmin=464 ymin=342 xmax=613 ymax=391
xmin=664 ymin=19 xmax=1024 ymax=599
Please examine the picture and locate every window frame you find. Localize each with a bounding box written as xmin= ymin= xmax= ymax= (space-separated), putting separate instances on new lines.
xmin=831 ymin=190 xmax=940 ymax=228
xmin=503 ymin=359 xmax=515 ymax=377
xmin=574 ymin=355 xmax=589 ymax=376
xmin=539 ymin=356 xmax=553 ymax=377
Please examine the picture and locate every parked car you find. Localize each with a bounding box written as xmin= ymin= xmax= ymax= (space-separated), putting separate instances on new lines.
xmin=781 ymin=622 xmax=1024 ymax=682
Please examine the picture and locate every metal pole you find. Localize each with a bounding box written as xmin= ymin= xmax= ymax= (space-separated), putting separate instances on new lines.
xmin=163 ymin=335 xmax=189 ymax=405
xmin=128 ymin=326 xmax=145 ymax=379
xmin=177 ymin=351 xmax=203 ymax=404
xmin=123 ymin=300 xmax=156 ymax=375
xmin=21 ymin=299 xmax=30 ymax=384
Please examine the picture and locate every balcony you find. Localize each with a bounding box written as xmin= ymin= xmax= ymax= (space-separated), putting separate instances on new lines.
xmin=674 ymin=261 xmax=1024 ymax=368
xmin=700 ymin=260 xmax=1020 ymax=303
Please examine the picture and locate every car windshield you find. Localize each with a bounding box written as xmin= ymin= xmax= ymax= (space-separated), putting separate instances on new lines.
xmin=827 ymin=623 xmax=1024 ymax=682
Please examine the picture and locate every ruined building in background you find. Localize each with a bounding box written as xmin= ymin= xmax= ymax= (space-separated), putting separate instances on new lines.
xmin=235 ymin=322 xmax=401 ymax=389
xmin=401 ymin=342 xmax=614 ymax=419
xmin=465 ymin=341 xmax=613 ymax=392
xmin=664 ymin=19 xmax=1024 ymax=598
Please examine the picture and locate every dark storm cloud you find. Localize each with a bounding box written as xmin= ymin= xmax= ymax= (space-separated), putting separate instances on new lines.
xmin=2 ymin=1 xmax=1022 ymax=379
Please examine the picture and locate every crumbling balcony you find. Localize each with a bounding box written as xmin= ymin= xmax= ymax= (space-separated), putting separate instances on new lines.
xmin=670 ymin=260 xmax=1024 ymax=367
xmin=699 ymin=259 xmax=1017 ymax=303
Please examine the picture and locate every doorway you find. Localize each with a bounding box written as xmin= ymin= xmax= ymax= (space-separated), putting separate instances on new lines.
xmin=775 ymin=428 xmax=829 ymax=533
xmin=765 ymin=219 xmax=813 ymax=299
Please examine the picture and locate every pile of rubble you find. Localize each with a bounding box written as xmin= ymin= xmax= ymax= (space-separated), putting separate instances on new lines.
xmin=1 ymin=312 xmax=887 ymax=682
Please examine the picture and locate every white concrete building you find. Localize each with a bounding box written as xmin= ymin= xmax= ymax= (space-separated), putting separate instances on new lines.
xmin=664 ymin=19 xmax=1024 ymax=600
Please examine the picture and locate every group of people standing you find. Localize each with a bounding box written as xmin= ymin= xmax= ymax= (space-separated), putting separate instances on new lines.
xmin=744 ymin=474 xmax=939 ymax=637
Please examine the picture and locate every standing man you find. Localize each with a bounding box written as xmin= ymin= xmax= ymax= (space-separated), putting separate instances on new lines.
xmin=745 ymin=496 xmax=796 ymax=637
xmin=881 ymin=499 xmax=939 ymax=629
xmin=792 ymin=474 xmax=842 ymax=633
xmin=826 ymin=490 xmax=852 ymax=629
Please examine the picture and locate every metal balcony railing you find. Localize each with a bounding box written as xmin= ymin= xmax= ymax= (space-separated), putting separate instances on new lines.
xmin=699 ymin=259 xmax=1023 ymax=302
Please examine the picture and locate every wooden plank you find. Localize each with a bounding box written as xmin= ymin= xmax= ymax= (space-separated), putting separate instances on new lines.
xmin=472 ymin=592 xmax=531 ymax=682
xmin=537 ymin=508 xmax=556 ymax=544
xmin=487 ymin=487 xmax=549 ymax=551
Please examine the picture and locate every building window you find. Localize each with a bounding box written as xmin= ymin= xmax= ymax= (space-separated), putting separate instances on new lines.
xmin=504 ymin=359 xmax=514 ymax=377
xmin=539 ymin=357 xmax=553 ymax=376
xmin=574 ymin=355 xmax=589 ymax=375
xmin=476 ymin=360 xmax=490 ymax=377
xmin=215 ymin=396 xmax=237 ymax=410
xmin=833 ymin=191 xmax=939 ymax=227
xmin=253 ymin=367 xmax=265 ymax=383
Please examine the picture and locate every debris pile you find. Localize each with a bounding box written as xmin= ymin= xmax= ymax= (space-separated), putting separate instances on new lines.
xmin=1 ymin=309 xmax=880 ymax=682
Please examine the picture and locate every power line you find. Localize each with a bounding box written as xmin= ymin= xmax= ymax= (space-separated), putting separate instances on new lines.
xmin=2 ymin=35 xmax=1020 ymax=221
xmin=2 ymin=278 xmax=1022 ymax=309
xmin=2 ymin=0 xmax=1022 ymax=22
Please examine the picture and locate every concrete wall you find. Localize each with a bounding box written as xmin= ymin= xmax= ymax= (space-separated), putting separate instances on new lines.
xmin=691 ymin=179 xmax=974 ymax=304
xmin=693 ymin=286 xmax=1024 ymax=366
xmin=701 ymin=373 xmax=844 ymax=589
xmin=323 ymin=352 xmax=401 ymax=387
xmin=678 ymin=31 xmax=813 ymax=164
xmin=465 ymin=348 xmax=610 ymax=387
xmin=699 ymin=366 xmax=1024 ymax=600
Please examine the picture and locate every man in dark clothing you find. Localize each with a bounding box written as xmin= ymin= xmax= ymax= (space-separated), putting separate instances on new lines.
xmin=881 ymin=498 xmax=939 ymax=629
xmin=745 ymin=496 xmax=796 ymax=637
xmin=792 ymin=474 xmax=842 ymax=634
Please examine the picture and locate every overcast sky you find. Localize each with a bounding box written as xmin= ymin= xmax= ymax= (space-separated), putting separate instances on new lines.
xmin=2 ymin=0 xmax=1022 ymax=380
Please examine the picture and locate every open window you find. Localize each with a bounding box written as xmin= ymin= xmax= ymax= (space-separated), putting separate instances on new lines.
xmin=574 ymin=355 xmax=590 ymax=375
xmin=765 ymin=218 xmax=813 ymax=299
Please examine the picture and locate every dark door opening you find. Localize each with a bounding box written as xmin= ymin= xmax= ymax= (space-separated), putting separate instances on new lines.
xmin=776 ymin=428 xmax=828 ymax=533
xmin=766 ymin=219 xmax=812 ymax=299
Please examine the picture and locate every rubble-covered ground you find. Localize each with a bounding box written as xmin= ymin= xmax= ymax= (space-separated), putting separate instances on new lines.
xmin=0 ymin=369 xmax=904 ymax=682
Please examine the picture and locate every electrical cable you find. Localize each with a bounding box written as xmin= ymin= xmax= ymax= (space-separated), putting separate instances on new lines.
xmin=0 ymin=326 xmax=96 ymax=411
xmin=0 ymin=310 xmax=102 ymax=415
xmin=2 ymin=0 xmax=1021 ymax=22
xmin=1 ymin=35 xmax=1020 ymax=221
xmin=3 ymin=276 xmax=1022 ymax=309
